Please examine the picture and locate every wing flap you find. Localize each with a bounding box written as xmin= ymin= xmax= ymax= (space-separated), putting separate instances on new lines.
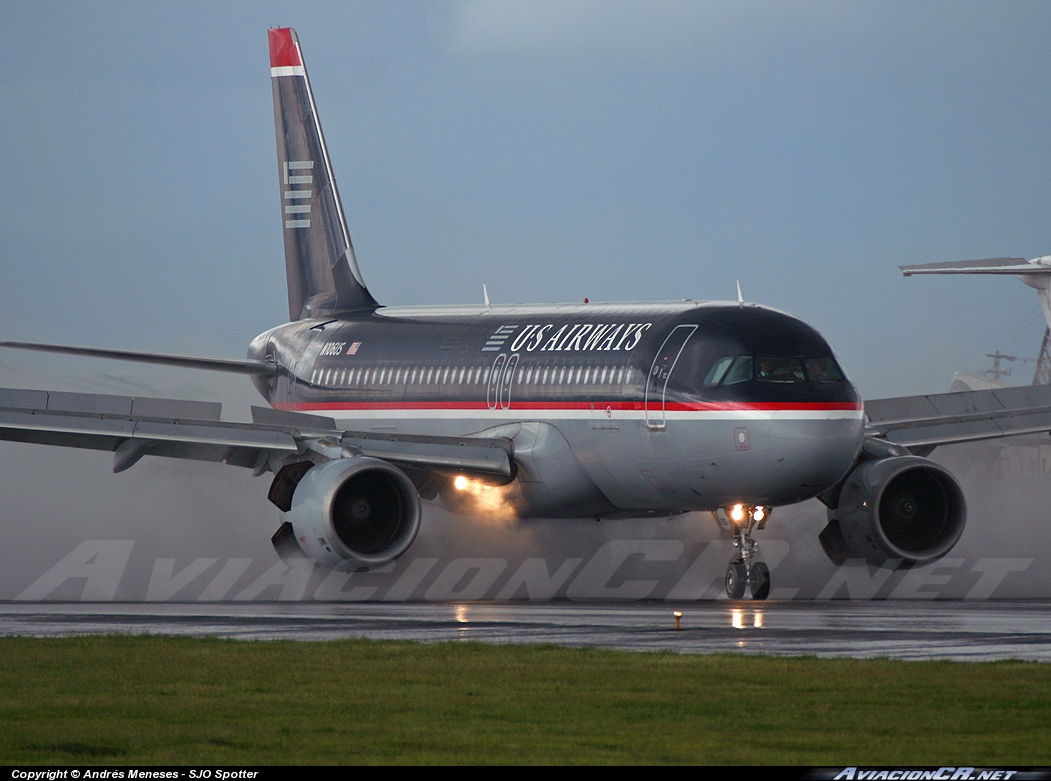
xmin=341 ymin=431 xmax=514 ymax=476
xmin=0 ymin=387 xmax=223 ymax=421
xmin=0 ymin=406 xmax=298 ymax=453
xmin=251 ymin=405 xmax=336 ymax=430
xmin=0 ymin=387 xmax=300 ymax=470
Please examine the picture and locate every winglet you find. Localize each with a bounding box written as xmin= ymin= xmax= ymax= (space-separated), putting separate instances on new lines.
xmin=736 ymin=280 xmax=744 ymax=306
xmin=269 ymin=28 xmax=379 ymax=320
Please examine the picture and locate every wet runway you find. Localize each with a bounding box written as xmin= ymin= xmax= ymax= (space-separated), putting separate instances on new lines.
xmin=2 ymin=601 xmax=1050 ymax=661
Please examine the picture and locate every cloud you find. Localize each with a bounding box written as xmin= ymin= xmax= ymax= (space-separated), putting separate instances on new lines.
xmin=443 ymin=0 xmax=857 ymax=61
xmin=447 ymin=0 xmax=721 ymax=58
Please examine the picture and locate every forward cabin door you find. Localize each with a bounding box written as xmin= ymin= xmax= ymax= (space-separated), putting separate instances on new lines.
xmin=498 ymin=353 xmax=519 ymax=410
xmin=644 ymin=325 xmax=696 ymax=430
xmin=486 ymin=353 xmax=507 ymax=410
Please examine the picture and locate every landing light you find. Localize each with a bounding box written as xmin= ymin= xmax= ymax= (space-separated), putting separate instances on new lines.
xmin=753 ymin=506 xmax=766 ymax=522
xmin=454 ymin=475 xmax=468 ymax=490
xmin=730 ymin=504 xmax=745 ymax=522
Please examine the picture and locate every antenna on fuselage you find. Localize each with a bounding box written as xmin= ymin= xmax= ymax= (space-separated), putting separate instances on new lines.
xmin=483 ymin=284 xmax=492 ymax=308
xmin=736 ymin=280 xmax=744 ymax=307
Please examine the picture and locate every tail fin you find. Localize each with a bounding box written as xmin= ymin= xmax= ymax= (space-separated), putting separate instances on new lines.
xmin=269 ymin=28 xmax=378 ymax=320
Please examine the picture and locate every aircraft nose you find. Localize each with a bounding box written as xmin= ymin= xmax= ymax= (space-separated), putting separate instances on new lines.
xmin=769 ymin=411 xmax=864 ymax=488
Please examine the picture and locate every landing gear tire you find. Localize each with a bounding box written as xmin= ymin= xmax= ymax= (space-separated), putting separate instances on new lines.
xmin=749 ymin=561 xmax=771 ymax=600
xmin=725 ymin=560 xmax=747 ymax=599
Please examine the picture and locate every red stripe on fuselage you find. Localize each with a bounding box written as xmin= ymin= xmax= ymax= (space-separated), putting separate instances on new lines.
xmin=273 ymin=400 xmax=863 ymax=412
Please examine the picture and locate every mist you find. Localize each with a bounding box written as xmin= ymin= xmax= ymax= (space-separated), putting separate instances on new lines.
xmin=2 ymin=387 xmax=1047 ymax=601
xmin=3 ymin=4 xmax=1051 ymax=601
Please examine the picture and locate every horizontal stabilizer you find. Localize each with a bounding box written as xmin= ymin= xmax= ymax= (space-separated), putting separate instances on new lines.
xmin=899 ymin=257 xmax=1041 ymax=276
xmin=0 ymin=341 xmax=278 ymax=376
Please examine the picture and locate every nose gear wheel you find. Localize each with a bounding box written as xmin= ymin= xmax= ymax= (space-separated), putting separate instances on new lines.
xmin=725 ymin=560 xmax=747 ymax=599
xmin=748 ymin=561 xmax=770 ymax=600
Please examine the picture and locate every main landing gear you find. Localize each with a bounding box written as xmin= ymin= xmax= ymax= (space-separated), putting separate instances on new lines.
xmin=721 ymin=504 xmax=771 ymax=600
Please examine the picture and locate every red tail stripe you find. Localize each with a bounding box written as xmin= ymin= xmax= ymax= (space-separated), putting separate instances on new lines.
xmin=268 ymin=28 xmax=302 ymax=68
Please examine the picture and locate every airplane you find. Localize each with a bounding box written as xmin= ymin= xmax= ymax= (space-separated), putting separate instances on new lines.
xmin=4 ymin=27 xmax=1051 ymax=600
xmin=900 ymin=257 xmax=1051 ymax=388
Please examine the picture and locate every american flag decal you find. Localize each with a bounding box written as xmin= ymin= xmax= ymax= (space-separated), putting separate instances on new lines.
xmin=482 ymin=325 xmax=517 ymax=352
xmin=348 ymin=342 xmax=361 ymax=355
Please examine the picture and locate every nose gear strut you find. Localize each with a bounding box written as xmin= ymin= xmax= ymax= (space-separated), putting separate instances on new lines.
xmin=720 ymin=505 xmax=771 ymax=600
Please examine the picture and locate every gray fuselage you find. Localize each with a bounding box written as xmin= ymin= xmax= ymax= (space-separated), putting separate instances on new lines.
xmin=248 ymin=299 xmax=865 ymax=518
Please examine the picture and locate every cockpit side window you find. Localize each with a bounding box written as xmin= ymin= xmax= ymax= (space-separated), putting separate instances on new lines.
xmin=803 ymin=356 xmax=845 ymax=382
xmin=704 ymin=356 xmax=753 ymax=387
xmin=703 ymin=356 xmax=734 ymax=387
xmin=722 ymin=356 xmax=753 ymax=385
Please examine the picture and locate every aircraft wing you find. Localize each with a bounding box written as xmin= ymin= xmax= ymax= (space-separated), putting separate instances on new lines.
xmin=0 ymin=387 xmax=514 ymax=478
xmin=865 ymin=385 xmax=1051 ymax=452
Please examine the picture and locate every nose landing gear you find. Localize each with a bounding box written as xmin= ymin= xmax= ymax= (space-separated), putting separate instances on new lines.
xmin=720 ymin=504 xmax=771 ymax=600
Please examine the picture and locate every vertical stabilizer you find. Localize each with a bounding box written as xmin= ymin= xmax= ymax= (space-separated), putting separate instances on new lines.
xmin=269 ymin=28 xmax=378 ymax=320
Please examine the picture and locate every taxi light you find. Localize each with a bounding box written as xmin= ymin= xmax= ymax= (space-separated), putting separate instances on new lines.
xmin=753 ymin=506 xmax=765 ymax=522
xmin=730 ymin=504 xmax=745 ymax=522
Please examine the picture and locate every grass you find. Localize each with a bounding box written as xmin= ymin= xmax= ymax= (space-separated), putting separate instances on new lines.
xmin=0 ymin=635 xmax=1049 ymax=764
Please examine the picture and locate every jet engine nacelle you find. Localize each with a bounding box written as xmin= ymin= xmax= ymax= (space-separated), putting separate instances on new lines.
xmin=822 ymin=455 xmax=966 ymax=568
xmin=282 ymin=457 xmax=422 ymax=569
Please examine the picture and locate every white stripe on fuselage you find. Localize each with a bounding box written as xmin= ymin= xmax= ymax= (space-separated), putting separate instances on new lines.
xmin=300 ymin=408 xmax=865 ymax=422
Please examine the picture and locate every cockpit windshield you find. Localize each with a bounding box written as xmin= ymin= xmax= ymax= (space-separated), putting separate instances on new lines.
xmin=757 ymin=357 xmax=805 ymax=383
xmin=704 ymin=354 xmax=844 ymax=387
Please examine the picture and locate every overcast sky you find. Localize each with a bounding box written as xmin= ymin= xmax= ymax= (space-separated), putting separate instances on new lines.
xmin=3 ymin=1 xmax=1051 ymax=403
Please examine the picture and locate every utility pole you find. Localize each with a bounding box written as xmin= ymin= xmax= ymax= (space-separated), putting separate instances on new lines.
xmin=1034 ymin=328 xmax=1051 ymax=385
xmin=984 ymin=351 xmax=1016 ymax=381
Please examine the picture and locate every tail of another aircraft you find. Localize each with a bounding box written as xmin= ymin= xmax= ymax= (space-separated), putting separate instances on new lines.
xmin=269 ymin=27 xmax=378 ymax=320
xmin=900 ymin=256 xmax=1051 ymax=331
